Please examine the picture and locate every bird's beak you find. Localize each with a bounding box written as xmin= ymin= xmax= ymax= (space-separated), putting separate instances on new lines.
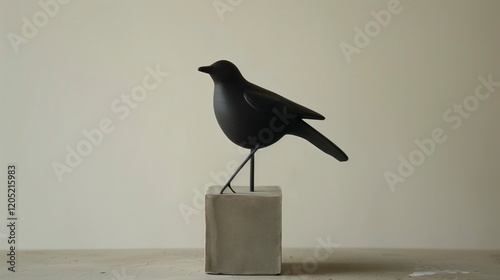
xmin=198 ymin=66 xmax=211 ymax=74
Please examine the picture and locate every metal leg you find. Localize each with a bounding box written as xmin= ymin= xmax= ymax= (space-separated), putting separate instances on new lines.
xmin=220 ymin=145 xmax=260 ymax=194
xmin=250 ymin=153 xmax=255 ymax=192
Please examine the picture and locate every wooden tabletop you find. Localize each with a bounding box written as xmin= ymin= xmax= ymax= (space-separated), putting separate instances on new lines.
xmin=1 ymin=248 xmax=499 ymax=279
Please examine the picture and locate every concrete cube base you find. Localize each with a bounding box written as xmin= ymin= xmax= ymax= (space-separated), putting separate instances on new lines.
xmin=205 ymin=186 xmax=282 ymax=275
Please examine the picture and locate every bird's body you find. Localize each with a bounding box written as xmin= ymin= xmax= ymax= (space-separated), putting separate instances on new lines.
xmin=199 ymin=60 xmax=348 ymax=193
xmin=214 ymin=81 xmax=286 ymax=149
xmin=200 ymin=60 xmax=348 ymax=160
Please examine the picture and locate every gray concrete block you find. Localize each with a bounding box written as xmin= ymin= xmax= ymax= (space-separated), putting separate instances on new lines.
xmin=205 ymin=186 xmax=282 ymax=275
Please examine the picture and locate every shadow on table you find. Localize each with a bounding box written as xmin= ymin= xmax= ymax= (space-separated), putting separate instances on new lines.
xmin=281 ymin=261 xmax=409 ymax=276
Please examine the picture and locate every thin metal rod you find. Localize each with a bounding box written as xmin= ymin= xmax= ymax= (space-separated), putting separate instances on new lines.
xmin=250 ymin=153 xmax=255 ymax=192
xmin=220 ymin=145 xmax=260 ymax=194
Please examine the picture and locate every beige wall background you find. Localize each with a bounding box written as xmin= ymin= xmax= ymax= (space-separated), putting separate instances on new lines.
xmin=0 ymin=0 xmax=499 ymax=250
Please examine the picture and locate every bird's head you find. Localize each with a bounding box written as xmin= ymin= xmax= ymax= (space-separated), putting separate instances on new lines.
xmin=198 ymin=60 xmax=244 ymax=83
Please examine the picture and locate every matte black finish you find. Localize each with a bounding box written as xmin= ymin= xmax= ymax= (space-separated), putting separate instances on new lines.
xmin=199 ymin=60 xmax=348 ymax=194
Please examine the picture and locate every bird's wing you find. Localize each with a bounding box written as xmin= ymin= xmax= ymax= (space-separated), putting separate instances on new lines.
xmin=244 ymin=85 xmax=325 ymax=120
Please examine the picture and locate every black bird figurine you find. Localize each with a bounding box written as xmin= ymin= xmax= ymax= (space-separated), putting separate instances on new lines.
xmin=198 ymin=60 xmax=348 ymax=194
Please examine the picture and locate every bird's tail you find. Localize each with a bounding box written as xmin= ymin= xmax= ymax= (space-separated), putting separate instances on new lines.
xmin=288 ymin=119 xmax=348 ymax=162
